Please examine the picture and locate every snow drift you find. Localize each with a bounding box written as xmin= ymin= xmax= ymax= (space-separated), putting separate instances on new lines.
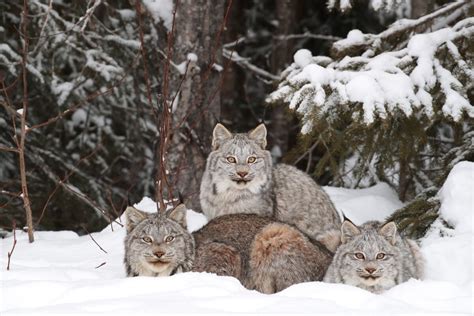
xmin=1 ymin=162 xmax=473 ymax=315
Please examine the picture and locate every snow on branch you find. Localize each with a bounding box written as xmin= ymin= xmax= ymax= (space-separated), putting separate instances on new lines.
xmin=267 ymin=18 xmax=474 ymax=133
xmin=327 ymin=0 xmax=406 ymax=14
xmin=331 ymin=0 xmax=473 ymax=59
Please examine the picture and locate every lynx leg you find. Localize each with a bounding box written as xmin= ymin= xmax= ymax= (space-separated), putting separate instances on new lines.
xmin=193 ymin=242 xmax=242 ymax=280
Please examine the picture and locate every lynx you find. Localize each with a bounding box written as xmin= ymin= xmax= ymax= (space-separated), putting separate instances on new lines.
xmin=124 ymin=205 xmax=333 ymax=294
xmin=322 ymin=220 xmax=424 ymax=293
xmin=200 ymin=123 xmax=341 ymax=239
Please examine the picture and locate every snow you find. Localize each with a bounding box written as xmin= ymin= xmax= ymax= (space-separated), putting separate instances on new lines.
xmin=324 ymin=182 xmax=403 ymax=225
xmin=438 ymin=161 xmax=473 ymax=233
xmin=293 ymin=49 xmax=312 ymax=68
xmin=186 ymin=53 xmax=198 ymax=62
xmin=1 ymin=162 xmax=473 ymax=315
xmin=142 ymin=0 xmax=173 ymax=30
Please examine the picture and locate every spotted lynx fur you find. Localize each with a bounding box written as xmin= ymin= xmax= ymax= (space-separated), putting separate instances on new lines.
xmin=200 ymin=123 xmax=341 ymax=238
xmin=322 ymin=220 xmax=424 ymax=293
xmin=124 ymin=205 xmax=333 ymax=294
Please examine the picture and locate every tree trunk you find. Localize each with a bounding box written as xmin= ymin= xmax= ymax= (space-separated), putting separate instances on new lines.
xmin=269 ymin=0 xmax=299 ymax=159
xmin=167 ymin=0 xmax=224 ymax=210
xmin=220 ymin=0 xmax=246 ymax=128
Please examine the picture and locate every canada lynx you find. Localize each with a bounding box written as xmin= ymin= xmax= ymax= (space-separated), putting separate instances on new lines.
xmin=322 ymin=220 xmax=424 ymax=293
xmin=200 ymin=123 xmax=341 ymax=238
xmin=124 ymin=205 xmax=333 ymax=294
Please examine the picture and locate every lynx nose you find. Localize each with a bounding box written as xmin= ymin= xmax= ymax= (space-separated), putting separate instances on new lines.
xmin=365 ymin=267 xmax=376 ymax=274
xmin=154 ymin=251 xmax=165 ymax=258
xmin=237 ymin=171 xmax=248 ymax=178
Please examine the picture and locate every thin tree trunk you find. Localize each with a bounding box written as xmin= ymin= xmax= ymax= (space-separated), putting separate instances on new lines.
xmin=20 ymin=0 xmax=34 ymax=242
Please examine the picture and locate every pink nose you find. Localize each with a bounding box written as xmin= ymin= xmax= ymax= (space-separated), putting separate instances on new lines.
xmin=237 ymin=171 xmax=248 ymax=178
xmin=365 ymin=267 xmax=376 ymax=274
xmin=154 ymin=251 xmax=165 ymax=258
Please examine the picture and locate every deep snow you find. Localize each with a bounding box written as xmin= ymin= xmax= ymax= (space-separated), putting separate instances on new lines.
xmin=1 ymin=162 xmax=473 ymax=315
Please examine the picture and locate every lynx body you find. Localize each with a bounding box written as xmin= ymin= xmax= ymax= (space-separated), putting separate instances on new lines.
xmin=124 ymin=206 xmax=333 ymax=294
xmin=200 ymin=123 xmax=341 ymax=238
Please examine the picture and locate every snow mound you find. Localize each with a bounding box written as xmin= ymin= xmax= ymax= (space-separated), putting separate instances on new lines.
xmin=438 ymin=161 xmax=473 ymax=233
xmin=324 ymin=182 xmax=403 ymax=225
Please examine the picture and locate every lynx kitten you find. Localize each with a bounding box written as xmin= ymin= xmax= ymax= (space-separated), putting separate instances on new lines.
xmin=323 ymin=220 xmax=424 ymax=293
xmin=200 ymin=123 xmax=341 ymax=238
xmin=124 ymin=205 xmax=333 ymax=294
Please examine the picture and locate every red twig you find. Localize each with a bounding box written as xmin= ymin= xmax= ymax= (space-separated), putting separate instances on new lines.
xmin=6 ymin=221 xmax=17 ymax=271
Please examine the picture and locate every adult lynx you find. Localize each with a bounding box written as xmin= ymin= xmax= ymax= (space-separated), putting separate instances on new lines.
xmin=123 ymin=205 xmax=333 ymax=294
xmin=323 ymin=221 xmax=424 ymax=293
xmin=200 ymin=123 xmax=341 ymax=238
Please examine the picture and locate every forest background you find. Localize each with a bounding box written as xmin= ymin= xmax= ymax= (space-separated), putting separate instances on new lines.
xmin=0 ymin=0 xmax=472 ymax=241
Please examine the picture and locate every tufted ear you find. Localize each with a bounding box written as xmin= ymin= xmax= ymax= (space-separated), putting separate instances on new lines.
xmin=168 ymin=204 xmax=187 ymax=229
xmin=379 ymin=221 xmax=397 ymax=245
xmin=125 ymin=206 xmax=148 ymax=233
xmin=315 ymin=229 xmax=342 ymax=253
xmin=248 ymin=123 xmax=267 ymax=149
xmin=212 ymin=123 xmax=232 ymax=150
xmin=341 ymin=220 xmax=361 ymax=243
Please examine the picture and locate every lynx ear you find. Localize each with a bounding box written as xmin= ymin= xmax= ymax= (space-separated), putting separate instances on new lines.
xmin=168 ymin=204 xmax=187 ymax=229
xmin=341 ymin=220 xmax=361 ymax=243
xmin=212 ymin=123 xmax=232 ymax=150
xmin=248 ymin=123 xmax=267 ymax=149
xmin=125 ymin=206 xmax=148 ymax=233
xmin=379 ymin=221 xmax=397 ymax=245
xmin=315 ymin=229 xmax=342 ymax=253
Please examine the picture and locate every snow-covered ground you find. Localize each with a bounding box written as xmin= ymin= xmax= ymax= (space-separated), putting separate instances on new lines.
xmin=1 ymin=162 xmax=473 ymax=315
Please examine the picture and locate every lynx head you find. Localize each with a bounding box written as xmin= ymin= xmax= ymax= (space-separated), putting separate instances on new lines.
xmin=336 ymin=220 xmax=401 ymax=289
xmin=124 ymin=204 xmax=194 ymax=276
xmin=208 ymin=123 xmax=272 ymax=192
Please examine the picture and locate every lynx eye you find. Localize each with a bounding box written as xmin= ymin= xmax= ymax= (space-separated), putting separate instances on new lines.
xmin=142 ymin=236 xmax=152 ymax=243
xmin=247 ymin=156 xmax=256 ymax=163
xmin=226 ymin=156 xmax=236 ymax=163
xmin=165 ymin=236 xmax=174 ymax=243
xmin=376 ymin=253 xmax=386 ymax=260
xmin=354 ymin=252 xmax=365 ymax=260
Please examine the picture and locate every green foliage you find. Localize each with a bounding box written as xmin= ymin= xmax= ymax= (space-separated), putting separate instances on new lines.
xmin=387 ymin=188 xmax=440 ymax=239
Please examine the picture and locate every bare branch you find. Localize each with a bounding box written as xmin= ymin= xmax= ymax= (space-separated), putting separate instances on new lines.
xmin=82 ymin=225 xmax=108 ymax=254
xmin=223 ymin=48 xmax=280 ymax=82
xmin=6 ymin=221 xmax=17 ymax=271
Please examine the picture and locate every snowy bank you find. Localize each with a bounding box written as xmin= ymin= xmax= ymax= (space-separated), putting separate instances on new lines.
xmin=1 ymin=162 xmax=473 ymax=315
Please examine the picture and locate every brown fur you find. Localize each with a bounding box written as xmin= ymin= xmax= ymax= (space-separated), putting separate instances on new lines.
xmin=192 ymin=214 xmax=333 ymax=293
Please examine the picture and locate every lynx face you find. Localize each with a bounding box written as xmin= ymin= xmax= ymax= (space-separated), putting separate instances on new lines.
xmin=337 ymin=221 xmax=401 ymax=290
xmin=208 ymin=124 xmax=272 ymax=193
xmin=124 ymin=205 xmax=194 ymax=277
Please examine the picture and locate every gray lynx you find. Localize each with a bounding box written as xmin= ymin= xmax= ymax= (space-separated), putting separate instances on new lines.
xmin=200 ymin=123 xmax=341 ymax=238
xmin=124 ymin=205 xmax=333 ymax=294
xmin=322 ymin=220 xmax=424 ymax=293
